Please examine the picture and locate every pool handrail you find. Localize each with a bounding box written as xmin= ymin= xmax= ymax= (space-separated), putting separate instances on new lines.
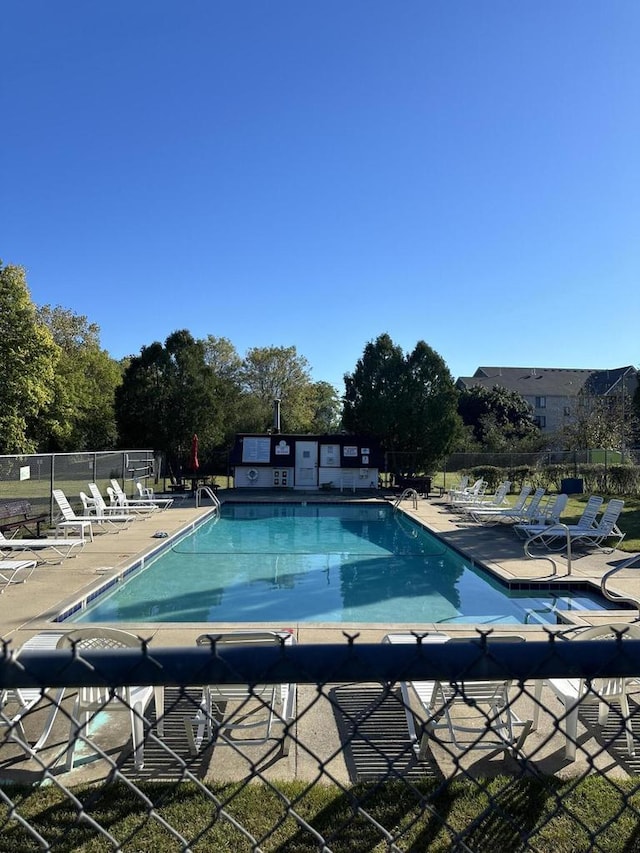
xmin=195 ymin=485 xmax=221 ymax=511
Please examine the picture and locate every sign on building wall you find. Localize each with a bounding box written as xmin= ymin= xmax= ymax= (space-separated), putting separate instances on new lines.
xmin=242 ymin=437 xmax=271 ymax=463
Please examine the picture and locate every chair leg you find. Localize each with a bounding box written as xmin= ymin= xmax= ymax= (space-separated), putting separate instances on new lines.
xmin=531 ymin=680 xmax=543 ymax=731
xmin=64 ymin=699 xmax=84 ymax=771
xmin=130 ymin=704 xmax=148 ymax=770
xmin=154 ymin=687 xmax=164 ymax=738
xmin=618 ymin=695 xmax=635 ymax=757
xmin=564 ymin=702 xmax=580 ymax=761
xmin=184 ymin=695 xmax=209 ymax=756
xmin=33 ymin=688 xmax=66 ymax=752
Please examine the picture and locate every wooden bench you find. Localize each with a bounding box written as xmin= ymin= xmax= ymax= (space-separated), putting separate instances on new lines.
xmin=0 ymin=500 xmax=48 ymax=538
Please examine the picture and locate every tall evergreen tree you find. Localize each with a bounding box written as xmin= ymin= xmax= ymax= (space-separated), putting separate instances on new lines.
xmin=343 ymin=333 xmax=461 ymax=472
xmin=115 ymin=330 xmax=220 ymax=475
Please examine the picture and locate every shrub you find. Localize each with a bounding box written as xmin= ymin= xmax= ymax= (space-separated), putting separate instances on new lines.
xmin=577 ymin=463 xmax=608 ymax=494
xmin=469 ymin=466 xmax=504 ymax=491
xmin=539 ymin=464 xmax=573 ymax=492
xmin=607 ymin=465 xmax=640 ymax=497
xmin=506 ymin=466 xmax=532 ymax=491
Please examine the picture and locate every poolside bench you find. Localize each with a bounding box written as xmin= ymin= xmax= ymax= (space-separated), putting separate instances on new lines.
xmin=0 ymin=500 xmax=48 ymax=538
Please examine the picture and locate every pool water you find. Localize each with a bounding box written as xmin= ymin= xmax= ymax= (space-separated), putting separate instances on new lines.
xmin=72 ymin=503 xmax=619 ymax=625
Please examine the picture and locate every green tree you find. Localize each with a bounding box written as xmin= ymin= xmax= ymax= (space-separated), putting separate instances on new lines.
xmin=343 ymin=333 xmax=461 ymax=472
xmin=239 ymin=345 xmax=315 ymax=432
xmin=36 ymin=305 xmax=122 ymax=450
xmin=342 ymin=334 xmax=405 ymax=447
xmin=203 ymin=335 xmax=245 ymax=445
xmin=115 ymin=331 xmax=221 ymax=477
xmin=308 ymin=381 xmax=342 ymax=433
xmin=0 ymin=262 xmax=59 ymax=453
xmin=558 ymin=393 xmax=638 ymax=452
xmin=457 ymin=385 xmax=540 ymax=451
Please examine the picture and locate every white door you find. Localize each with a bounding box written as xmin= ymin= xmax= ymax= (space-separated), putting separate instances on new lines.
xmin=295 ymin=441 xmax=318 ymax=488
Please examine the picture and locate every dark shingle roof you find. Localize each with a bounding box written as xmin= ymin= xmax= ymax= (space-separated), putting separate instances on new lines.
xmin=456 ymin=366 xmax=637 ymax=397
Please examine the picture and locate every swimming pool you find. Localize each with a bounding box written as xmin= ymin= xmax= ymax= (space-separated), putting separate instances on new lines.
xmin=69 ymin=503 xmax=620 ymax=625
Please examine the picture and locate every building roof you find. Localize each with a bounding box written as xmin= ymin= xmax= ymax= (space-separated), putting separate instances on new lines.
xmin=456 ymin=366 xmax=637 ymax=398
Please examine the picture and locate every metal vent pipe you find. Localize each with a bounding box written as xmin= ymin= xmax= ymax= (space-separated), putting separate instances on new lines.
xmin=273 ymin=399 xmax=281 ymax=434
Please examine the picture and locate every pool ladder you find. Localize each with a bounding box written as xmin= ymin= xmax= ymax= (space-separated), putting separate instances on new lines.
xmin=393 ymin=488 xmax=419 ymax=511
xmin=195 ymin=485 xmax=221 ymax=512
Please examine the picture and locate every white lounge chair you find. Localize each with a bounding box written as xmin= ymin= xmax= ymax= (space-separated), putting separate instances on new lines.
xmin=0 ymin=559 xmax=37 ymax=592
xmin=106 ymin=481 xmax=163 ymax=514
xmin=56 ymin=627 xmax=164 ymax=771
xmin=115 ymin=480 xmax=174 ymax=510
xmin=87 ymin=483 xmax=151 ymax=519
xmin=513 ymin=493 xmax=568 ymax=537
xmin=53 ymin=489 xmax=132 ymax=534
xmin=455 ymin=481 xmax=512 ymax=514
xmin=469 ymin=486 xmax=543 ymax=525
xmin=444 ymin=475 xmax=469 ymax=499
xmin=0 ymin=529 xmax=85 ymax=564
xmin=135 ymin=480 xmax=175 ymax=508
xmin=383 ymin=633 xmax=532 ymax=759
xmin=532 ymin=623 xmax=640 ymax=760
xmin=448 ymin=478 xmax=486 ymax=506
xmin=184 ymin=631 xmax=297 ymax=757
xmin=523 ymin=498 xmax=625 ymax=554
xmin=80 ymin=492 xmax=135 ymax=527
xmin=79 ymin=491 xmax=135 ymax=530
xmin=514 ymin=495 xmax=604 ymax=546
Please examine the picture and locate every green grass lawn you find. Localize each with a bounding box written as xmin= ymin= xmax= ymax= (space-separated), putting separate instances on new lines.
xmin=1 ymin=777 xmax=639 ymax=852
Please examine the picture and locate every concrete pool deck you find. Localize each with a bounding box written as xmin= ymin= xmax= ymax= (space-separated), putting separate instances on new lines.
xmin=1 ymin=488 xmax=640 ymax=784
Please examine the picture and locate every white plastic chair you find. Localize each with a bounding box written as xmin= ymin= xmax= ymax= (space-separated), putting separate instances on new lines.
xmin=532 ymin=623 xmax=640 ymax=760
xmin=384 ymin=633 xmax=531 ymax=759
xmin=81 ymin=487 xmax=136 ymax=528
xmin=127 ymin=480 xmax=174 ymax=509
xmin=57 ymin=628 xmax=163 ymax=771
xmin=184 ymin=631 xmax=296 ymax=757
xmin=106 ymin=481 xmax=163 ymax=513
xmin=0 ymin=632 xmax=65 ymax=751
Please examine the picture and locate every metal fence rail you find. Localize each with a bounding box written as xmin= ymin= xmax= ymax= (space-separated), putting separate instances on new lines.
xmin=2 ymin=630 xmax=640 ymax=851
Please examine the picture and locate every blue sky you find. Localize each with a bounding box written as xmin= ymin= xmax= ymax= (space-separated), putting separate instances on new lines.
xmin=3 ymin=1 xmax=639 ymax=391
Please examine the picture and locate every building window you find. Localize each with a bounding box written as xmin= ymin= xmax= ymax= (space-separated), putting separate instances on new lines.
xmin=534 ymin=415 xmax=547 ymax=429
xmin=535 ymin=396 xmax=546 ymax=409
xmin=564 ymin=406 xmax=571 ymax=417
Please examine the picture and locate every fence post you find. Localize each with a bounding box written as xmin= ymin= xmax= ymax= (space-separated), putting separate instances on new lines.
xmin=50 ymin=454 xmax=55 ymax=522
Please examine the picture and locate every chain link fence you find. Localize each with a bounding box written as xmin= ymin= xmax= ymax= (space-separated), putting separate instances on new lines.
xmin=382 ymin=449 xmax=640 ymax=496
xmin=2 ymin=628 xmax=640 ymax=851
xmin=0 ymin=451 xmax=155 ymax=523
